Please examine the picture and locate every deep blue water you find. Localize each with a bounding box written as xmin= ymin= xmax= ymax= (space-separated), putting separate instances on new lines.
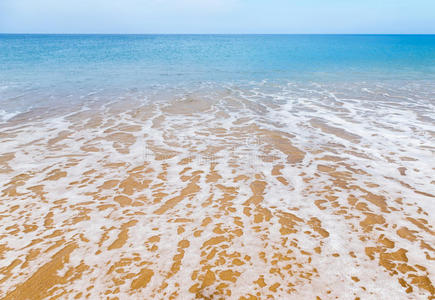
xmin=1 ymin=34 xmax=435 ymax=113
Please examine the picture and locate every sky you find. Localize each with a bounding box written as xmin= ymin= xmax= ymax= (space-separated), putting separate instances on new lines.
xmin=0 ymin=0 xmax=434 ymax=34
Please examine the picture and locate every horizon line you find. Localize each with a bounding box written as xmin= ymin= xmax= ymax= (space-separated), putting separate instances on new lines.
xmin=1 ymin=33 xmax=435 ymax=35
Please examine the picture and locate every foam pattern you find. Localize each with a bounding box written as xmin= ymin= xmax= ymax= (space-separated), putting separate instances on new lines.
xmin=0 ymin=81 xmax=434 ymax=299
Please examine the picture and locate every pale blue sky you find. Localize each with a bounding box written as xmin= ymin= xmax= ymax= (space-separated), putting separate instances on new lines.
xmin=1 ymin=0 xmax=434 ymax=34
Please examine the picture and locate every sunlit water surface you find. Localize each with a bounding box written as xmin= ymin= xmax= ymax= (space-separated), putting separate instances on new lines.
xmin=0 ymin=35 xmax=434 ymax=299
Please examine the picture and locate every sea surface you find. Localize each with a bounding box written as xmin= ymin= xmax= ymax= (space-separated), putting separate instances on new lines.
xmin=1 ymin=34 xmax=435 ymax=115
xmin=0 ymin=35 xmax=434 ymax=299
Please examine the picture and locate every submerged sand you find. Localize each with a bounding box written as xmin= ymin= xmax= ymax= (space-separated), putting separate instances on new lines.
xmin=0 ymin=82 xmax=434 ymax=299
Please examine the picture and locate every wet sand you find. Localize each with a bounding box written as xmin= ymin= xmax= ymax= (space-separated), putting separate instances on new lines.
xmin=0 ymin=82 xmax=434 ymax=299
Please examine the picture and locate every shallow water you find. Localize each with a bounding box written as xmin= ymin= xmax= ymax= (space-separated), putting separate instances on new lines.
xmin=1 ymin=34 xmax=435 ymax=115
xmin=0 ymin=35 xmax=434 ymax=299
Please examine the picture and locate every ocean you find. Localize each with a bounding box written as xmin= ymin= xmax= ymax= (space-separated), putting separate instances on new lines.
xmin=0 ymin=35 xmax=434 ymax=299
xmin=1 ymin=34 xmax=435 ymax=113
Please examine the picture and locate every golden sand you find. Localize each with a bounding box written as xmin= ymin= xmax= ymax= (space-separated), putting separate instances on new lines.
xmin=0 ymin=88 xmax=434 ymax=299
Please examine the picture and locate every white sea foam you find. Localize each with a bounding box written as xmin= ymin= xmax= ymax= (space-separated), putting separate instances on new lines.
xmin=0 ymin=109 xmax=20 ymax=122
xmin=0 ymin=81 xmax=434 ymax=299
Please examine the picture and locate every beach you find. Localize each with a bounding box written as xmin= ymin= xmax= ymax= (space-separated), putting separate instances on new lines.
xmin=0 ymin=35 xmax=434 ymax=299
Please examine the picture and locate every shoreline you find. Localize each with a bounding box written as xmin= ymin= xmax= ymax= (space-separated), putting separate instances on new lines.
xmin=1 ymin=82 xmax=434 ymax=298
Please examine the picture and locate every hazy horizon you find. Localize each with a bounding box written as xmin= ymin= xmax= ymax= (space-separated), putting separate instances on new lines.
xmin=1 ymin=0 xmax=435 ymax=34
xmin=2 ymin=33 xmax=435 ymax=35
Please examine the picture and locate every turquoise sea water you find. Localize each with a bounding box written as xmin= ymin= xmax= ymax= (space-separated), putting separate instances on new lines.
xmin=1 ymin=36 xmax=435 ymax=300
xmin=1 ymin=34 xmax=435 ymax=114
